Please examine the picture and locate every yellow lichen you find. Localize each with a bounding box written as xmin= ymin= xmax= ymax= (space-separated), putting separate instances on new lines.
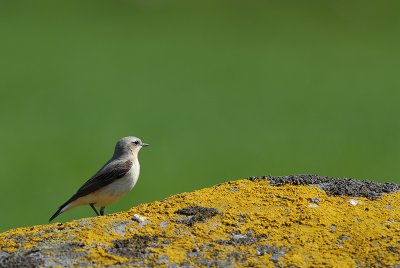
xmin=1 ymin=179 xmax=399 ymax=267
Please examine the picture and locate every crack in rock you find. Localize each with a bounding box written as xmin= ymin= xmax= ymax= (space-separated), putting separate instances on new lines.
xmin=174 ymin=206 xmax=220 ymax=226
xmin=108 ymin=234 xmax=158 ymax=259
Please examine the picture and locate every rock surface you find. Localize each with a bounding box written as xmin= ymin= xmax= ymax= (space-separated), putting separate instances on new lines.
xmin=1 ymin=175 xmax=399 ymax=267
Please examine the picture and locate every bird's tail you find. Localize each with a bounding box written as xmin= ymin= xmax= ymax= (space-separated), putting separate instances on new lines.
xmin=49 ymin=198 xmax=74 ymax=222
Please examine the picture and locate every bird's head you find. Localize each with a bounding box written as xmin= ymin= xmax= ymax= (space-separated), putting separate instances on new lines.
xmin=114 ymin=136 xmax=149 ymax=157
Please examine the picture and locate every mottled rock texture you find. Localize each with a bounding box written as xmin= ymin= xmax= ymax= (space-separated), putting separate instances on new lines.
xmin=1 ymin=175 xmax=399 ymax=267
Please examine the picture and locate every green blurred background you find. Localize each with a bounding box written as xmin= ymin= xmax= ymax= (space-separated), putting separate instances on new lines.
xmin=1 ymin=0 xmax=399 ymax=231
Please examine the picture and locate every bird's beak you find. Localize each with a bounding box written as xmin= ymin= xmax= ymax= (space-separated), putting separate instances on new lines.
xmin=141 ymin=143 xmax=150 ymax=147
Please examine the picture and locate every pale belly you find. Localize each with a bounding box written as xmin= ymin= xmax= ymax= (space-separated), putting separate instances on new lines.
xmin=68 ymin=168 xmax=139 ymax=209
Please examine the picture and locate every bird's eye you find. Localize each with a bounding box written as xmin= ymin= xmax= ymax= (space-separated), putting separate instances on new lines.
xmin=133 ymin=141 xmax=140 ymax=145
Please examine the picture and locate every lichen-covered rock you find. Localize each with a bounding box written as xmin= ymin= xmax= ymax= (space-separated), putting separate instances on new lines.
xmin=1 ymin=175 xmax=400 ymax=267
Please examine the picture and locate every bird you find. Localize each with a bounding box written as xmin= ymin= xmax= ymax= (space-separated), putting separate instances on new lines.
xmin=49 ymin=136 xmax=149 ymax=222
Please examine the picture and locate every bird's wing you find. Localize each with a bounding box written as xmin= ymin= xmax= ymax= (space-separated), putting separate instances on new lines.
xmin=49 ymin=159 xmax=133 ymax=222
xmin=70 ymin=159 xmax=133 ymax=201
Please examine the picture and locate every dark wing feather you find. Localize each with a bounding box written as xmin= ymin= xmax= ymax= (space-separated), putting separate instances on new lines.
xmin=49 ymin=159 xmax=133 ymax=222
xmin=71 ymin=159 xmax=133 ymax=201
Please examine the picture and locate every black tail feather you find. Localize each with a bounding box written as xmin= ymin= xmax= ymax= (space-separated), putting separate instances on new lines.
xmin=49 ymin=197 xmax=75 ymax=222
xmin=49 ymin=207 xmax=64 ymax=222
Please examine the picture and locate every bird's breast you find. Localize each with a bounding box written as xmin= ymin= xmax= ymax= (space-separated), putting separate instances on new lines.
xmin=126 ymin=162 xmax=140 ymax=190
xmin=99 ymin=162 xmax=140 ymax=197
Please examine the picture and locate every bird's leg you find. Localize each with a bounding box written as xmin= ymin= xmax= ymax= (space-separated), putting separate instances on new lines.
xmin=100 ymin=207 xmax=105 ymax=216
xmin=90 ymin=204 xmax=100 ymax=216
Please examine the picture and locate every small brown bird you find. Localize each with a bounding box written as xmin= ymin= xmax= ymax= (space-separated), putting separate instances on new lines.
xmin=49 ymin=136 xmax=149 ymax=221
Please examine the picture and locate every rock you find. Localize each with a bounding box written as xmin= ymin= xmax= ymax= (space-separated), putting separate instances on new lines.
xmin=1 ymin=175 xmax=400 ymax=267
xmin=251 ymin=174 xmax=400 ymax=199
